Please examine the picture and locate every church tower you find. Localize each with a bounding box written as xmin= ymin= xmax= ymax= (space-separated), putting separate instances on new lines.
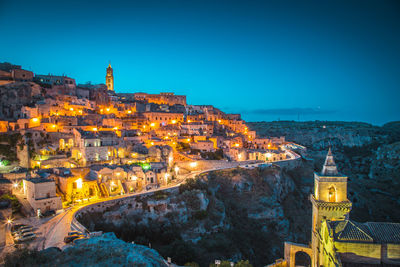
xmin=106 ymin=63 xmax=114 ymax=91
xmin=310 ymin=148 xmax=352 ymax=266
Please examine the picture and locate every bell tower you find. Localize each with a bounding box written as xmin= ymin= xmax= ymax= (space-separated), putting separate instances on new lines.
xmin=310 ymin=148 xmax=352 ymax=266
xmin=106 ymin=63 xmax=114 ymax=91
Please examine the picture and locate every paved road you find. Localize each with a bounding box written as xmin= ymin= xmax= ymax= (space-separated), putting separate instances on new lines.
xmin=36 ymin=169 xmax=206 ymax=250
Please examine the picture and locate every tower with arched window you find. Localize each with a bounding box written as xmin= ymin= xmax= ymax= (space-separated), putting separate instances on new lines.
xmin=310 ymin=148 xmax=352 ymax=266
xmin=105 ymin=63 xmax=114 ymax=91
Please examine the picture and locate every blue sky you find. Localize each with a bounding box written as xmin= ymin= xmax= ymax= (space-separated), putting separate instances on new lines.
xmin=1 ymin=0 xmax=399 ymax=125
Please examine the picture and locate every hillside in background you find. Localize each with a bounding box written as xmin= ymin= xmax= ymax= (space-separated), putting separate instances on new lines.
xmin=248 ymin=121 xmax=400 ymax=222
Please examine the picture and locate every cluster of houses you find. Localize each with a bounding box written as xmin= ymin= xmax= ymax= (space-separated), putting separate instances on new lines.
xmin=0 ymin=62 xmax=290 ymax=215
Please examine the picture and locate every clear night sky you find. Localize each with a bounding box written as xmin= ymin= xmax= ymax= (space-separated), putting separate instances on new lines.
xmin=1 ymin=0 xmax=399 ymax=125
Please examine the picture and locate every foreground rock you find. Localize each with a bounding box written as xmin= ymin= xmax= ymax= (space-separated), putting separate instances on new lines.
xmin=5 ymin=233 xmax=170 ymax=267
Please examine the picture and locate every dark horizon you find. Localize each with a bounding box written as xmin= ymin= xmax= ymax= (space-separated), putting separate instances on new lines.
xmin=1 ymin=0 xmax=400 ymax=125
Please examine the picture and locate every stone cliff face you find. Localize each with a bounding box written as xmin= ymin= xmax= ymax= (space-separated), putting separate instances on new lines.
xmin=78 ymin=166 xmax=309 ymax=267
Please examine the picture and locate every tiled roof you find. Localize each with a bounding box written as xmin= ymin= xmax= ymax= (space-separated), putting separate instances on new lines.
xmin=330 ymin=220 xmax=373 ymax=242
xmin=365 ymin=222 xmax=400 ymax=243
xmin=329 ymin=220 xmax=400 ymax=244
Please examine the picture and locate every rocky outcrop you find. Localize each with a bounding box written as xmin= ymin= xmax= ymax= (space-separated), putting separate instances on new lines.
xmin=77 ymin=166 xmax=301 ymax=266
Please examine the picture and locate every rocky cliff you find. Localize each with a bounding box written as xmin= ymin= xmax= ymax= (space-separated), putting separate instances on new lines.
xmin=78 ymin=165 xmax=312 ymax=267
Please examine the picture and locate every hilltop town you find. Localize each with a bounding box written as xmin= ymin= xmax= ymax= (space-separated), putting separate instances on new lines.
xmin=0 ymin=62 xmax=399 ymax=267
xmin=0 ymin=62 xmax=292 ymax=210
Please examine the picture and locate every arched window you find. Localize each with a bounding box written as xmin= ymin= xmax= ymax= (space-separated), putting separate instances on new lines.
xmin=328 ymin=186 xmax=336 ymax=202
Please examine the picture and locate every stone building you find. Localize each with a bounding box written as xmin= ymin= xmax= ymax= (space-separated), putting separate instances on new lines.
xmin=22 ymin=178 xmax=62 ymax=214
xmin=270 ymin=149 xmax=400 ymax=267
xmin=34 ymin=74 xmax=76 ymax=89
xmin=190 ymin=140 xmax=215 ymax=152
xmin=11 ymin=69 xmax=34 ymax=82
xmin=52 ymin=168 xmax=100 ymax=203
xmin=72 ymin=129 xmax=119 ymax=164
xmin=134 ymin=92 xmax=187 ymax=106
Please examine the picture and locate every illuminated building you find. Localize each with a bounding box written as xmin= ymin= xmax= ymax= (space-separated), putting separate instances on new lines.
xmin=22 ymin=178 xmax=62 ymax=214
xmin=270 ymin=149 xmax=400 ymax=267
xmin=105 ymin=63 xmax=114 ymax=91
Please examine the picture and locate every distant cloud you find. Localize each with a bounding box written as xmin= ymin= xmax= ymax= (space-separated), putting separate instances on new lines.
xmin=245 ymin=107 xmax=336 ymax=116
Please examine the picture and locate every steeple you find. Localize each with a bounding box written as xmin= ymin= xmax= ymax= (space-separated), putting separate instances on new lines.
xmin=311 ymin=148 xmax=352 ymax=267
xmin=321 ymin=147 xmax=339 ymax=176
xmin=105 ymin=62 xmax=114 ymax=91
